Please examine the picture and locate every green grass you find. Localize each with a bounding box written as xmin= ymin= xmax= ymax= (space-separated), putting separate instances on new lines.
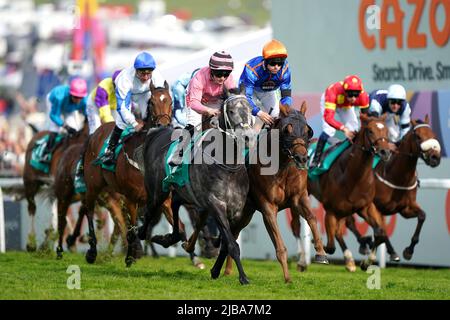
xmin=33 ymin=0 xmax=270 ymax=27
xmin=1 ymin=251 xmax=449 ymax=300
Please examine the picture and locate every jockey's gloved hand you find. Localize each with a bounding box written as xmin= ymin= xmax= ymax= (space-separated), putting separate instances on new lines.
xmin=63 ymin=125 xmax=77 ymax=135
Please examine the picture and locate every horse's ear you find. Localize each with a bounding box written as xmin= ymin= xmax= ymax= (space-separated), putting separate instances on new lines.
xmin=299 ymin=101 xmax=307 ymax=115
xmin=424 ymin=114 xmax=430 ymax=124
xmin=164 ymin=80 xmax=169 ymax=90
xmin=239 ymin=84 xmax=246 ymax=96
xmin=150 ymin=80 xmax=156 ymax=91
xmin=380 ymin=113 xmax=388 ymax=121
xmin=279 ymin=103 xmax=290 ymax=117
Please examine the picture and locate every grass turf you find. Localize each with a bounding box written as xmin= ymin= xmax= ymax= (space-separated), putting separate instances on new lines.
xmin=1 ymin=251 xmax=449 ymax=300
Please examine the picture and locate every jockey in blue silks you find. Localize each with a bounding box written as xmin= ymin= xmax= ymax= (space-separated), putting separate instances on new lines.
xmin=239 ymin=39 xmax=292 ymax=128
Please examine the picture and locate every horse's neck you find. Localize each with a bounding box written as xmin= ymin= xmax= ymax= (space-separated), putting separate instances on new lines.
xmin=381 ymin=136 xmax=418 ymax=183
xmin=342 ymin=134 xmax=375 ymax=183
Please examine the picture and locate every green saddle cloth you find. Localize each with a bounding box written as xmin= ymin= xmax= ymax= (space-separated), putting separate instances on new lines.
xmin=308 ymin=140 xmax=380 ymax=180
xmin=29 ymin=133 xmax=65 ymax=174
xmin=93 ymin=126 xmax=135 ymax=172
xmin=162 ymin=131 xmax=206 ymax=192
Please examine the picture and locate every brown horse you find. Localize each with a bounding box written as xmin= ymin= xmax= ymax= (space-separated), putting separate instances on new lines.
xmin=22 ymin=120 xmax=89 ymax=251
xmin=345 ymin=115 xmax=441 ymax=262
xmin=308 ymin=113 xmax=392 ymax=271
xmin=215 ymin=102 xmax=329 ymax=283
xmin=53 ymin=142 xmax=127 ymax=259
xmin=81 ymin=81 xmax=176 ymax=266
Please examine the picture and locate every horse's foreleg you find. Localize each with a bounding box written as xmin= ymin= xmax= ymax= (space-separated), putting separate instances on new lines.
xmin=345 ymin=214 xmax=373 ymax=255
xmin=360 ymin=203 xmax=387 ymax=271
xmin=123 ymin=201 xmax=143 ymax=267
xmin=66 ymin=205 xmax=85 ymax=251
xmin=260 ymin=202 xmax=290 ymax=283
xmin=401 ymin=205 xmax=426 ymax=261
xmin=335 ymin=218 xmax=356 ymax=272
xmin=297 ymin=192 xmax=328 ymax=264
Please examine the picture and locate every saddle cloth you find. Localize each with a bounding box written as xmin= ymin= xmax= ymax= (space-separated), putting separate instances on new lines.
xmin=29 ymin=133 xmax=65 ymax=174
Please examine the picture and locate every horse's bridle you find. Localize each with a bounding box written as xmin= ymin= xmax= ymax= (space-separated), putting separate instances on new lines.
xmin=279 ymin=113 xmax=312 ymax=170
xmin=146 ymin=89 xmax=173 ymax=127
xmin=354 ymin=124 xmax=389 ymax=156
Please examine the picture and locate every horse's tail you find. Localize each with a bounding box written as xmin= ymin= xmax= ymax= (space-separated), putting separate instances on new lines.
xmin=38 ymin=177 xmax=57 ymax=204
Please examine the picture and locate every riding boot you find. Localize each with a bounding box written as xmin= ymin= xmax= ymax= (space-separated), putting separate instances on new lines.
xmin=169 ymin=124 xmax=195 ymax=167
xmin=102 ymin=126 xmax=123 ymax=165
xmin=42 ymin=132 xmax=57 ymax=163
xmin=310 ymin=132 xmax=328 ymax=169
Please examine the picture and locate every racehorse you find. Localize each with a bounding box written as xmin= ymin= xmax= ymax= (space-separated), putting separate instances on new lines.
xmin=81 ymin=81 xmax=174 ymax=266
xmin=307 ymin=113 xmax=392 ymax=271
xmin=345 ymin=115 xmax=441 ymax=262
xmin=222 ymin=102 xmax=329 ymax=283
xmin=140 ymin=90 xmax=254 ymax=284
xmin=22 ymin=119 xmax=89 ymax=251
xmin=53 ymin=142 xmax=127 ymax=259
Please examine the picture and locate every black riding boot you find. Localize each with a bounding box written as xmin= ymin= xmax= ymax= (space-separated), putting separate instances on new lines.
xmin=42 ymin=132 xmax=57 ymax=163
xmin=102 ymin=126 xmax=123 ymax=165
xmin=169 ymin=124 xmax=195 ymax=167
xmin=310 ymin=132 xmax=328 ymax=169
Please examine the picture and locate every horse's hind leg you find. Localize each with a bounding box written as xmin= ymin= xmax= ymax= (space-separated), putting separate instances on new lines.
xmin=401 ymin=205 xmax=426 ymax=261
xmin=335 ymin=218 xmax=356 ymax=272
xmin=66 ymin=205 xmax=85 ymax=251
xmin=345 ymin=214 xmax=373 ymax=255
xmin=324 ymin=211 xmax=338 ymax=255
xmin=24 ymin=181 xmax=39 ymax=252
xmin=123 ymin=201 xmax=143 ymax=267
xmin=56 ymin=200 xmax=70 ymax=259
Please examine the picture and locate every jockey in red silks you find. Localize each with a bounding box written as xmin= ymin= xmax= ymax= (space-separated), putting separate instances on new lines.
xmin=310 ymin=75 xmax=369 ymax=168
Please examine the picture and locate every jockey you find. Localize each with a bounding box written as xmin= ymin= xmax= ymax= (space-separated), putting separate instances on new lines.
xmin=168 ymin=51 xmax=235 ymax=166
xmin=86 ymin=69 xmax=121 ymax=135
xmin=171 ymin=68 xmax=200 ymax=128
xmin=43 ymin=78 xmax=87 ymax=162
xmin=100 ymin=51 xmax=166 ymax=165
xmin=239 ymin=39 xmax=292 ymax=128
xmin=186 ymin=51 xmax=236 ymax=129
xmin=367 ymin=84 xmax=411 ymax=143
xmin=310 ymin=75 xmax=369 ymax=168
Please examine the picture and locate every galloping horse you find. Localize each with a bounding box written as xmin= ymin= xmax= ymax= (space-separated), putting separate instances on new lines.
xmin=22 ymin=119 xmax=89 ymax=251
xmin=82 ymin=81 xmax=173 ymax=265
xmin=141 ymin=90 xmax=254 ymax=284
xmin=222 ymin=102 xmax=329 ymax=283
xmin=308 ymin=113 xmax=392 ymax=271
xmin=53 ymin=143 xmax=127 ymax=259
xmin=345 ymin=115 xmax=441 ymax=262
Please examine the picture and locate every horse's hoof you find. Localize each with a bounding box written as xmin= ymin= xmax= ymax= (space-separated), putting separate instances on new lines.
xmin=85 ymin=250 xmax=97 ymax=264
xmin=360 ymin=260 xmax=370 ymax=271
xmin=297 ymin=264 xmax=307 ymax=272
xmin=390 ymin=253 xmax=400 ymax=262
xmin=240 ymin=277 xmax=250 ymax=285
xmin=403 ymin=248 xmax=413 ymax=261
xmin=345 ymin=259 xmax=356 ymax=272
xmin=210 ymin=269 xmax=220 ymax=279
xmin=125 ymin=256 xmax=135 ymax=268
xmin=314 ymin=254 xmax=329 ymax=264
xmin=56 ymin=247 xmax=63 ymax=260
xmin=324 ymin=246 xmax=335 ymax=255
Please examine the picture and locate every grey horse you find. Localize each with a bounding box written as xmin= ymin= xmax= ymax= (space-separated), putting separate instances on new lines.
xmin=139 ymin=90 xmax=255 ymax=284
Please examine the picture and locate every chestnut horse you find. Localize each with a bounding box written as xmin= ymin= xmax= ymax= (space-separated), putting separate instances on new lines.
xmin=345 ymin=115 xmax=441 ymax=262
xmin=53 ymin=142 xmax=127 ymax=259
xmin=22 ymin=119 xmax=89 ymax=251
xmin=81 ymin=81 xmax=176 ymax=266
xmin=308 ymin=113 xmax=392 ymax=272
xmin=220 ymin=102 xmax=329 ymax=283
